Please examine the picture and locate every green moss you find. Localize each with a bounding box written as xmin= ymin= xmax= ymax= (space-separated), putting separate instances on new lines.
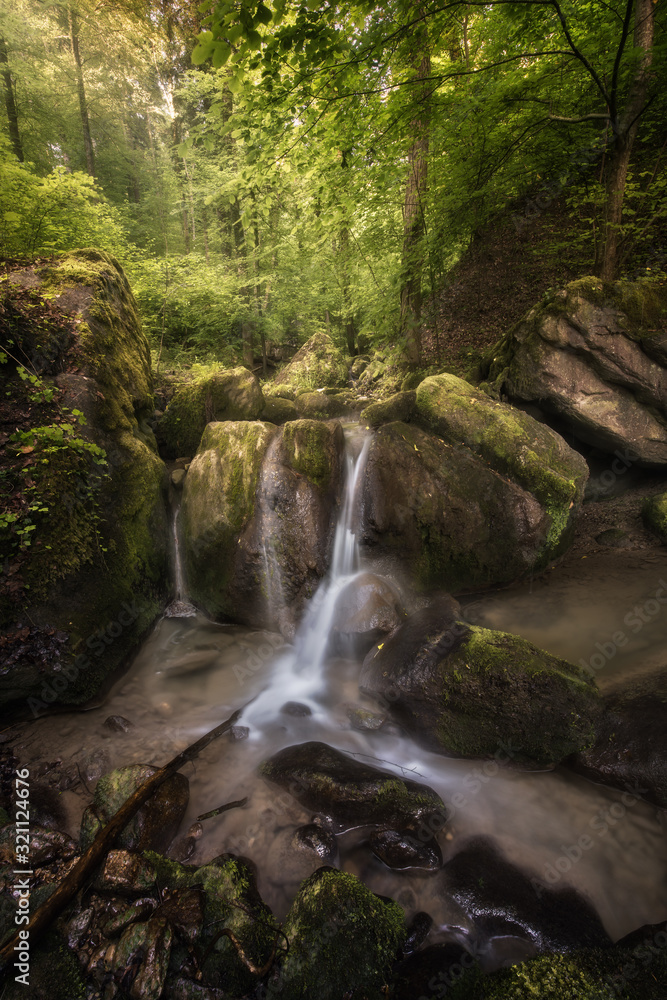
xmin=360 ymin=390 xmax=416 ymax=427
xmin=159 ymin=367 xmax=264 ymax=458
xmin=282 ymin=419 xmax=340 ymax=490
xmin=642 ymin=493 xmax=667 ymax=543
xmin=273 ymin=331 xmax=349 ymax=392
xmin=273 ymin=868 xmax=406 ymax=1000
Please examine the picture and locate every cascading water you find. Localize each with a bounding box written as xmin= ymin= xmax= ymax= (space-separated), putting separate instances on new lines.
xmin=243 ymin=425 xmax=371 ymax=729
xmin=165 ymin=497 xmax=197 ymax=618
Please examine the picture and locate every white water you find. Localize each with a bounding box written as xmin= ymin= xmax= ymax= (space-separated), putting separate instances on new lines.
xmin=243 ymin=428 xmax=371 ymax=730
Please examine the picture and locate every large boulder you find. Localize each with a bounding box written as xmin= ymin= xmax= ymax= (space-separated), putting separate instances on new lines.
xmin=415 ymin=373 xmax=588 ymax=555
xmin=272 ymin=331 xmax=349 ymax=393
xmin=270 ymin=867 xmax=406 ymax=1000
xmin=480 ymin=277 xmax=667 ymax=465
xmin=358 ymin=422 xmax=556 ymax=590
xmin=180 ymin=419 xmax=344 ymax=632
xmin=329 ymin=572 xmax=405 ymax=655
xmin=0 ymin=249 xmax=169 ymax=713
xmin=360 ymin=601 xmax=600 ymax=767
xmin=157 ymin=366 xmax=264 ymax=458
xmin=260 ymin=741 xmax=445 ymax=832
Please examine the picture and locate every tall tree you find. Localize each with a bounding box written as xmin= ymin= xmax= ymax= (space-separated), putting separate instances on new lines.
xmin=0 ymin=36 xmax=22 ymax=161
xmin=68 ymin=7 xmax=95 ymax=176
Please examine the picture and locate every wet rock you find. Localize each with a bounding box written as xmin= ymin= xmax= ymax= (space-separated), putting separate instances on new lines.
xmin=95 ymin=850 xmax=157 ymax=896
xmin=80 ymin=747 xmax=110 ymax=785
xmin=393 ymin=943 xmax=477 ymax=1000
xmin=403 ymin=910 xmax=433 ymax=954
xmin=260 ymin=741 xmax=445 ymax=832
xmin=154 ymin=887 xmax=204 ymax=944
xmin=361 ymin=390 xmax=417 ymax=427
xmin=113 ymin=914 xmax=173 ymax=1000
xmin=280 ymin=701 xmax=312 ymax=717
xmin=104 ymin=715 xmax=134 ymax=733
xmin=642 ymin=492 xmax=667 ymax=543
xmin=346 ymin=706 xmax=386 ymax=732
xmin=171 ymin=468 xmax=187 ymax=488
xmin=292 ymin=822 xmax=338 ymax=862
xmin=0 ymin=824 xmax=77 ymax=866
xmin=158 ymin=367 xmax=264 ymax=458
xmin=480 ymin=277 xmax=667 ymax=465
xmin=261 ymin=395 xmax=298 ymax=424
xmin=440 ymin=837 xmax=611 ymax=954
xmin=360 ymin=600 xmax=600 ymax=768
xmin=272 ymin=330 xmax=349 ymax=393
xmin=169 ymin=835 xmax=197 ymax=863
xmin=103 ymin=898 xmax=157 ymax=937
xmin=567 ymin=669 xmax=667 ymax=808
xmin=81 ymin=764 xmax=189 ymax=853
xmin=0 ymin=249 xmax=169 ymax=713
xmin=359 ymin=422 xmax=558 ymax=591
xmin=230 ymin=725 xmax=249 ymax=741
xmin=330 ymin=572 xmax=405 ymax=655
xmin=369 ymin=828 xmax=442 ymax=871
xmin=274 ymin=867 xmax=406 ymax=1000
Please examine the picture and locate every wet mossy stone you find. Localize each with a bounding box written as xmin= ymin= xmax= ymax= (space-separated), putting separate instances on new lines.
xmin=281 ymin=418 xmax=343 ymax=492
xmin=360 ymin=602 xmax=600 ymax=767
xmin=415 ymin=373 xmax=588 ymax=556
xmin=361 ymin=390 xmax=417 ymax=427
xmin=158 ymin=367 xmax=264 ymax=458
xmin=180 ymin=420 xmax=277 ymax=618
xmin=260 ymin=741 xmax=445 ymax=832
xmin=642 ymin=492 xmax=667 ymax=543
xmin=479 ymin=277 xmax=667 ymax=467
xmin=359 ymin=423 xmax=555 ymax=591
xmin=441 ymin=837 xmax=611 ymax=955
xmin=273 ymin=330 xmax=349 ymax=392
xmin=80 ymin=764 xmax=189 ymax=853
xmin=269 ymin=866 xmax=406 ymax=1000
xmin=144 ymin=850 xmax=276 ymax=996
xmin=0 ymin=249 xmax=169 ymax=712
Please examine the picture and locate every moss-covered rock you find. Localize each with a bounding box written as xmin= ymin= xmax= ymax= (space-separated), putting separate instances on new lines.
xmin=145 ymin=851 xmax=276 ymax=996
xmin=361 ymin=390 xmax=417 ymax=427
xmin=269 ymin=867 xmax=406 ymax=1000
xmin=415 ymin=374 xmax=588 ymax=556
xmin=157 ymin=367 xmax=264 ymax=458
xmin=642 ymin=492 xmax=667 ymax=543
xmin=294 ymin=390 xmax=352 ymax=418
xmin=0 ymin=249 xmax=169 ymax=713
xmin=80 ymin=764 xmax=189 ymax=853
xmin=479 ymin=277 xmax=667 ymax=465
xmin=359 ymin=423 xmax=554 ymax=590
xmin=360 ymin=603 xmax=600 ymax=767
xmin=272 ymin=331 xmax=349 ymax=392
xmin=261 ymin=394 xmax=298 ymax=424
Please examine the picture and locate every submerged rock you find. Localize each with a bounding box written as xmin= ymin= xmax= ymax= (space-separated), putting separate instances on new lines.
xmin=80 ymin=763 xmax=189 ymax=853
xmin=0 ymin=249 xmax=169 ymax=712
xmin=480 ymin=277 xmax=667 ymax=465
xmin=359 ymin=422 xmax=557 ymax=591
xmin=158 ymin=367 xmax=264 ymax=458
xmin=260 ymin=741 xmax=445 ymax=832
xmin=271 ymin=867 xmax=405 ymax=1000
xmin=272 ymin=330 xmax=349 ymax=393
xmin=441 ymin=837 xmax=611 ymax=954
xmin=293 ymin=822 xmax=338 ymax=862
xmin=360 ymin=601 xmax=600 ymax=767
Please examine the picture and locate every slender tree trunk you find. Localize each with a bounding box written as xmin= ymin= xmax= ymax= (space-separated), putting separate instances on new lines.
xmin=253 ymin=218 xmax=267 ymax=375
xmin=339 ymin=226 xmax=357 ymax=355
xmin=69 ymin=9 xmax=95 ymax=177
xmin=0 ymin=37 xmax=22 ymax=161
xmin=231 ymin=197 xmax=254 ymax=367
xmin=399 ymin=12 xmax=430 ymax=365
xmin=600 ymin=0 xmax=654 ymax=281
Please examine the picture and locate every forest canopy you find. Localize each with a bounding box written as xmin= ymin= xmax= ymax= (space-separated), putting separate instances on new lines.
xmin=1 ymin=0 xmax=665 ymax=370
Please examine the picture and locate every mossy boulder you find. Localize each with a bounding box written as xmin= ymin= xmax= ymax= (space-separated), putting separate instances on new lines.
xmin=294 ymin=390 xmax=351 ymax=418
xmin=157 ymin=367 xmax=264 ymax=458
xmin=642 ymin=492 xmax=667 ymax=543
xmin=360 ymin=603 xmax=600 ymax=767
xmin=80 ymin=764 xmax=189 ymax=853
xmin=180 ymin=419 xmax=344 ymax=632
xmin=268 ymin=867 xmax=406 ymax=1000
xmin=358 ymin=422 xmax=554 ymax=591
xmin=361 ymin=390 xmax=417 ymax=427
xmin=479 ymin=277 xmax=667 ymax=465
xmin=415 ymin=374 xmax=588 ymax=556
xmin=273 ymin=331 xmax=349 ymax=392
xmin=260 ymin=740 xmax=445 ymax=832
xmin=261 ymin=394 xmax=298 ymax=424
xmin=145 ymin=851 xmax=276 ymax=996
xmin=0 ymin=249 xmax=169 ymax=713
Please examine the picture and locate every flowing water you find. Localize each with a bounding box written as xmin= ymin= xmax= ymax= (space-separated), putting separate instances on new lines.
xmin=11 ymin=424 xmax=667 ymax=959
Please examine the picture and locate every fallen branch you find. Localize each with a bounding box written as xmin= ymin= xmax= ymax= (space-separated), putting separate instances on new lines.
xmin=0 ymin=707 xmax=242 ymax=974
xmin=196 ymin=797 xmax=248 ymax=822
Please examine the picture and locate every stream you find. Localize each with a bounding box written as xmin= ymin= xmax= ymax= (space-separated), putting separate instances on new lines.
xmin=10 ymin=424 xmax=667 ymax=964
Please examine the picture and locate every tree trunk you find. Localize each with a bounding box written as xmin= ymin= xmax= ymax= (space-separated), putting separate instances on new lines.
xmin=69 ymin=9 xmax=95 ymax=177
xmin=0 ymin=37 xmax=23 ymax=161
xmin=231 ymin=197 xmax=254 ymax=367
xmin=253 ymin=218 xmax=267 ymax=375
xmin=399 ymin=25 xmax=430 ymax=365
xmin=599 ymin=0 xmax=654 ymax=281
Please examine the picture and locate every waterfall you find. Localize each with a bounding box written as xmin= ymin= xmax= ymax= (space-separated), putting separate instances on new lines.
xmin=165 ymin=499 xmax=197 ymax=618
xmin=243 ymin=425 xmax=371 ymax=728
